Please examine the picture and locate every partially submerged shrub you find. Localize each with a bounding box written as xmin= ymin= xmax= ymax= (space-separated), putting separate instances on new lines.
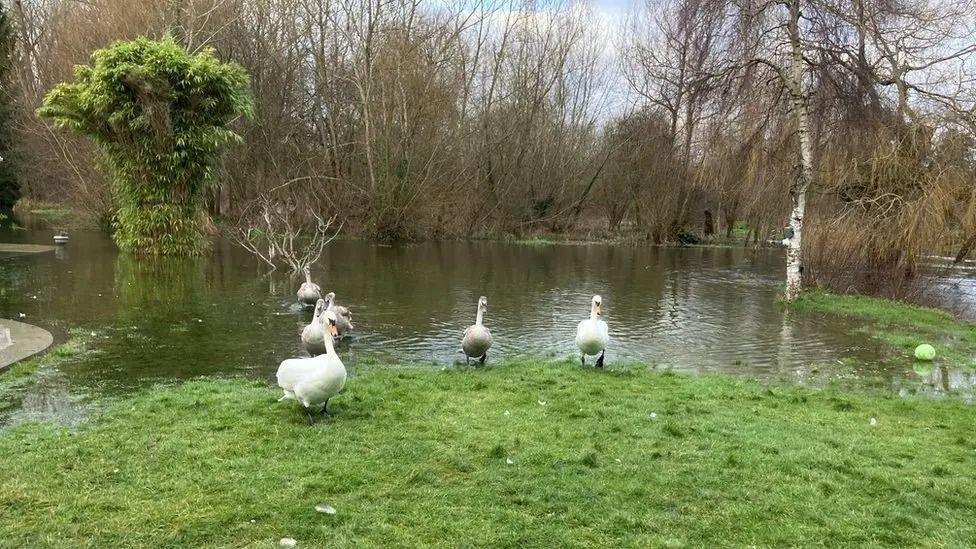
xmin=232 ymin=190 xmax=340 ymax=273
xmin=37 ymin=36 xmax=253 ymax=255
xmin=805 ymin=123 xmax=972 ymax=298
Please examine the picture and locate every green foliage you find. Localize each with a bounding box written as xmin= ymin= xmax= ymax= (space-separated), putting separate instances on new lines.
xmin=2 ymin=361 xmax=976 ymax=546
xmin=0 ymin=4 xmax=18 ymax=211
xmin=36 ymin=36 xmax=253 ymax=255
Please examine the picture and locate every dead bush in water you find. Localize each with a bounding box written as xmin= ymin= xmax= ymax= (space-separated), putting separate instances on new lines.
xmin=232 ymin=185 xmax=341 ymax=273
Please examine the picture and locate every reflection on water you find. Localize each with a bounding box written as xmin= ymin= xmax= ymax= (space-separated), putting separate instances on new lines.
xmin=4 ymin=383 xmax=91 ymax=427
xmin=927 ymin=276 xmax=976 ymax=321
xmin=1 ymin=229 xmax=974 ymax=425
xmin=901 ymin=363 xmax=976 ymax=400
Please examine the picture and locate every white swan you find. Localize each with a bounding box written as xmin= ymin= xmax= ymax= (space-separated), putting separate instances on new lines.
xmin=576 ymin=295 xmax=609 ymax=367
xmin=301 ymin=298 xmax=329 ymax=356
xmin=277 ymin=311 xmax=346 ymax=423
xmin=461 ymin=296 xmax=492 ymax=364
xmin=296 ymin=265 xmax=322 ymax=307
xmin=322 ymin=292 xmax=354 ymax=337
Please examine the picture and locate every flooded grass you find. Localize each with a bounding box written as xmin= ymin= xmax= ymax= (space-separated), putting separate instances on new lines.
xmin=1 ymin=359 xmax=974 ymax=546
xmin=793 ymin=290 xmax=976 ymax=368
xmin=0 ymin=332 xmax=95 ymax=419
xmin=0 ymin=333 xmax=87 ymax=382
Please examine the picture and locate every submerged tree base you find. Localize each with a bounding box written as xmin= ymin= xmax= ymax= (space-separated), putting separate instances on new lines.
xmin=1 ymin=360 xmax=974 ymax=546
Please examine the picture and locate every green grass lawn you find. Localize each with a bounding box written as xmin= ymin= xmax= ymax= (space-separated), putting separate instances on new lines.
xmin=1 ymin=360 xmax=975 ymax=547
xmin=793 ymin=290 xmax=976 ymax=368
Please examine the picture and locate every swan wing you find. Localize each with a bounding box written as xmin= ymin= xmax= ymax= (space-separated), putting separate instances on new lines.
xmin=336 ymin=315 xmax=354 ymax=334
xmin=575 ymin=319 xmax=588 ymax=344
xmin=301 ymin=322 xmax=320 ymax=341
xmin=276 ymin=357 xmax=320 ymax=392
xmin=294 ymin=358 xmax=347 ymax=407
xmin=462 ymin=325 xmax=492 ymax=357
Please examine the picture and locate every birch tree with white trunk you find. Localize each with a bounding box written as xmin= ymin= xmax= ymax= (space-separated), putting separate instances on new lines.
xmin=734 ymin=0 xmax=815 ymax=302
xmin=781 ymin=0 xmax=813 ymax=302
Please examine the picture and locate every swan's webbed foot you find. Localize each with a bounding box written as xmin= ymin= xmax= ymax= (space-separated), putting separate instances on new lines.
xmin=465 ymin=356 xmax=470 ymax=365
xmin=596 ymin=350 xmax=605 ymax=369
xmin=580 ymin=354 xmax=586 ymax=367
xmin=306 ymin=409 xmax=316 ymax=425
xmin=321 ymin=399 xmax=331 ymax=418
xmin=479 ymin=353 xmax=487 ymax=365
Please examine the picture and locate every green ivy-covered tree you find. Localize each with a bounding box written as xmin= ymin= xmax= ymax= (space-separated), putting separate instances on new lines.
xmin=37 ymin=37 xmax=253 ymax=255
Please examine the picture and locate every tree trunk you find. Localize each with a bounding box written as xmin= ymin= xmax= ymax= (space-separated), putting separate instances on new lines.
xmin=218 ymin=180 xmax=231 ymax=217
xmin=13 ymin=0 xmax=37 ymax=97
xmin=954 ymin=233 xmax=976 ymax=263
xmin=783 ymin=0 xmax=814 ymax=303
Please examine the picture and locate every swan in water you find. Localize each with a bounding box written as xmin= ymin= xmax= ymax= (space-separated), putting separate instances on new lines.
xmin=576 ymin=295 xmax=609 ymax=367
xmin=461 ymin=296 xmax=493 ymax=364
xmin=301 ymin=298 xmax=329 ymax=356
xmin=323 ymin=292 xmax=354 ymax=337
xmin=277 ymin=311 xmax=346 ymax=423
xmin=296 ymin=265 xmax=322 ymax=307
xmin=301 ymin=295 xmax=353 ymax=355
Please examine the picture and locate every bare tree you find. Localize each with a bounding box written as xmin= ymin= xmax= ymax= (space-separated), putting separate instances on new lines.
xmin=233 ymin=193 xmax=341 ymax=273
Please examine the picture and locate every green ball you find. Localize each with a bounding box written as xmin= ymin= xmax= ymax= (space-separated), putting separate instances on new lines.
xmin=914 ymin=344 xmax=936 ymax=361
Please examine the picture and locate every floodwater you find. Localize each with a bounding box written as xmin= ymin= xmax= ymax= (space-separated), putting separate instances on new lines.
xmin=0 ymin=229 xmax=972 ymax=425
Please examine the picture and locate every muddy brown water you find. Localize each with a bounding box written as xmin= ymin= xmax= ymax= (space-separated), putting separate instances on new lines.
xmin=1 ymin=229 xmax=972 ymax=425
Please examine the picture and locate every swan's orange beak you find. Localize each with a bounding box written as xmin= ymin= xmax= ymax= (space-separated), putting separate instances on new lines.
xmin=329 ymin=323 xmax=339 ymax=337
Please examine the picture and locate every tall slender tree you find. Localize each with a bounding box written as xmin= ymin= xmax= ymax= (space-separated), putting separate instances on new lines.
xmin=0 ymin=3 xmax=18 ymax=212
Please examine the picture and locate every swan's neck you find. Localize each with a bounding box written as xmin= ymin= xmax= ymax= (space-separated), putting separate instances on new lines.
xmin=590 ymin=304 xmax=598 ymax=320
xmin=304 ymin=271 xmax=312 ymax=284
xmin=323 ymin=327 xmax=336 ymax=356
xmin=475 ymin=306 xmax=484 ymax=326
